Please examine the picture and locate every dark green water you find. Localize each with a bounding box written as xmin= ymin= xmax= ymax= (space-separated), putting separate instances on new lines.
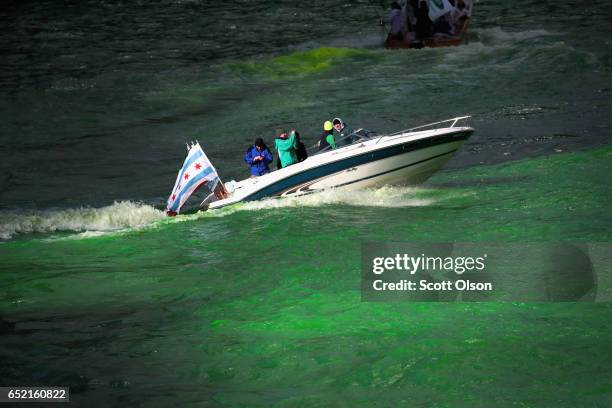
xmin=1 ymin=0 xmax=612 ymax=406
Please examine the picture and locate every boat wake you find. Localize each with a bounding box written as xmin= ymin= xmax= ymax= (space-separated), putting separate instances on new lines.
xmin=440 ymin=27 xmax=560 ymax=61
xmin=0 ymin=201 xmax=165 ymax=240
xmin=439 ymin=27 xmax=599 ymax=74
xmin=206 ymin=185 xmax=439 ymax=217
xmin=0 ymin=188 xmax=453 ymax=240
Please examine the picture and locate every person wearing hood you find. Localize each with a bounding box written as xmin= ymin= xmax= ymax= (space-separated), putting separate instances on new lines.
xmin=245 ymin=137 xmax=273 ymax=177
xmin=275 ymin=129 xmax=299 ymax=168
xmin=319 ymin=120 xmax=336 ymax=151
xmin=332 ymin=117 xmax=355 ymax=146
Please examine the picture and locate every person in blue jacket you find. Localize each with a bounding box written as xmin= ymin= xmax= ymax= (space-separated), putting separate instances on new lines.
xmin=244 ymin=137 xmax=273 ymax=176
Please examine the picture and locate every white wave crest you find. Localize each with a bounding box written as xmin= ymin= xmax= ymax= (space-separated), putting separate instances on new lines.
xmin=205 ymin=186 xmax=437 ymax=218
xmin=0 ymin=201 xmax=165 ymax=240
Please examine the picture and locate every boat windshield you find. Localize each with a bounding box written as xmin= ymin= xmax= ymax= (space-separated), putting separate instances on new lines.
xmin=311 ymin=128 xmax=375 ymax=156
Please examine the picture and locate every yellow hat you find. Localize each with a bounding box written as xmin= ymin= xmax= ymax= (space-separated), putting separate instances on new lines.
xmin=324 ymin=121 xmax=333 ymax=131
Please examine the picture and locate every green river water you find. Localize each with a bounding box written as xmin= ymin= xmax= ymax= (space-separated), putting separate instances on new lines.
xmin=1 ymin=0 xmax=611 ymax=406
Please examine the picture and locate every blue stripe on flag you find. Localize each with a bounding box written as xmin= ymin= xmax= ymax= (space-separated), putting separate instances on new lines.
xmin=169 ymin=166 xmax=216 ymax=212
xmin=175 ymin=150 xmax=204 ymax=191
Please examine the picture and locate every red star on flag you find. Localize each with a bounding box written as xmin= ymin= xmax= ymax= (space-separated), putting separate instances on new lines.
xmin=172 ymin=194 xmax=176 ymax=200
xmin=184 ymin=173 xmax=189 ymax=180
xmin=195 ymin=163 xmax=202 ymax=170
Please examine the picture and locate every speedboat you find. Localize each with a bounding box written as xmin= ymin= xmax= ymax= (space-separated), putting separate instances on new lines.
xmin=165 ymin=117 xmax=473 ymax=214
xmin=171 ymin=116 xmax=472 ymax=212
xmin=383 ymin=0 xmax=472 ymax=50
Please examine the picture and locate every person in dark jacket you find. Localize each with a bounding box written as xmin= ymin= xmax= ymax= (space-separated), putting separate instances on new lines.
xmin=415 ymin=0 xmax=432 ymax=39
xmin=244 ymin=137 xmax=273 ymax=177
xmin=332 ymin=117 xmax=355 ymax=146
xmin=295 ymin=131 xmax=308 ymax=162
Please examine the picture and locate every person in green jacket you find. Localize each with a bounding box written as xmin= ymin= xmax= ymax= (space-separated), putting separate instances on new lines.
xmin=275 ymin=130 xmax=299 ymax=168
xmin=318 ymin=120 xmax=336 ymax=151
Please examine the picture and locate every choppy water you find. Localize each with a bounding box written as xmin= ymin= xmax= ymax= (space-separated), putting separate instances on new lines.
xmin=1 ymin=1 xmax=611 ymax=406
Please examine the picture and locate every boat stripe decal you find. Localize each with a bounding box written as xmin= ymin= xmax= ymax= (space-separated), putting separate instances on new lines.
xmin=332 ymin=149 xmax=457 ymax=189
xmin=278 ymin=149 xmax=457 ymax=196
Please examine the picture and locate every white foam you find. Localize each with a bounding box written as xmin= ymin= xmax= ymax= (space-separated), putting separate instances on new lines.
xmin=0 ymin=201 xmax=165 ymax=240
xmin=0 ymin=187 xmax=444 ymax=240
xmin=204 ymin=186 xmax=437 ymax=218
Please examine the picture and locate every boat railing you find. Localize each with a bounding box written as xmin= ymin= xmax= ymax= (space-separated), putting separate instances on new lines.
xmin=373 ymin=116 xmax=471 ymax=144
xmin=385 ymin=116 xmax=471 ymax=136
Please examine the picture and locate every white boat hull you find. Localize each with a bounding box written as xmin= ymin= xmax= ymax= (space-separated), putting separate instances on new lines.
xmin=299 ymin=139 xmax=465 ymax=193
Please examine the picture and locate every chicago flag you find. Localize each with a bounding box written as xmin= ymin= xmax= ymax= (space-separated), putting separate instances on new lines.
xmin=166 ymin=142 xmax=220 ymax=215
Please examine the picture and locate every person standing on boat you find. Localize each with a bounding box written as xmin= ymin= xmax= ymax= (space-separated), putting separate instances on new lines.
xmin=319 ymin=121 xmax=336 ymax=151
xmin=244 ymin=137 xmax=273 ymax=177
xmin=382 ymin=2 xmax=407 ymax=41
xmin=275 ymin=130 xmax=299 ymax=167
xmin=277 ymin=130 xmax=308 ymax=169
xmin=450 ymin=0 xmax=470 ymax=33
xmin=332 ymin=117 xmax=355 ymax=146
xmin=415 ymin=0 xmax=433 ymax=39
xmin=406 ymin=0 xmax=418 ymax=32
xmin=295 ymin=131 xmax=308 ymax=162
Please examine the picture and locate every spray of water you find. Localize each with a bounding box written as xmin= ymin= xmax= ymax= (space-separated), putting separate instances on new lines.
xmin=0 ymin=201 xmax=165 ymax=240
